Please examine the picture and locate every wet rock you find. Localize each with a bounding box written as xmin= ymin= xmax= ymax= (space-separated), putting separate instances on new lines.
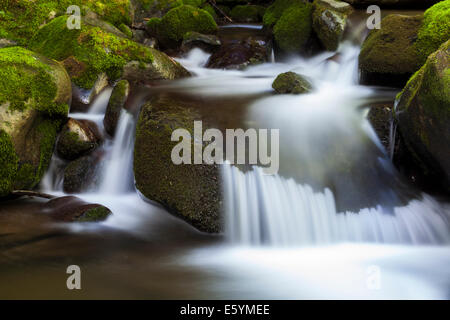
xmin=359 ymin=14 xmax=423 ymax=87
xmin=57 ymin=119 xmax=102 ymax=160
xmin=312 ymin=0 xmax=353 ymax=51
xmin=367 ymin=102 xmax=393 ymax=151
xmin=395 ymin=40 xmax=450 ymax=192
xmin=44 ymin=196 xmax=111 ymax=222
xmin=272 ymin=72 xmax=312 ymax=94
xmin=0 ymin=47 xmax=71 ymax=196
xmin=63 ymin=154 xmax=102 ymax=193
xmin=104 ymin=80 xmax=130 ymax=136
xmin=230 ymin=5 xmax=266 ymax=23
xmin=134 ymin=95 xmax=221 ymax=233
xmin=143 ymin=37 xmax=158 ymax=49
xmin=206 ymin=38 xmax=270 ymax=69
xmin=181 ymin=32 xmax=221 ymax=54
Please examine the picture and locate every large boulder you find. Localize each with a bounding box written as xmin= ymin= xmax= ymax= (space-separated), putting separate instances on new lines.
xmin=359 ymin=14 xmax=423 ymax=87
xmin=57 ymin=118 xmax=102 ymax=160
xmin=134 ymin=95 xmax=221 ymax=233
xmin=263 ymin=0 xmax=306 ymax=27
xmin=272 ymin=72 xmax=312 ymax=94
xmin=312 ymin=0 xmax=354 ymax=51
xmin=395 ymin=40 xmax=450 ymax=191
xmin=30 ymin=15 xmax=189 ymax=108
xmin=415 ymin=0 xmax=450 ymax=65
xmin=0 ymin=46 xmax=71 ymax=197
xmin=146 ymin=5 xmax=218 ymax=49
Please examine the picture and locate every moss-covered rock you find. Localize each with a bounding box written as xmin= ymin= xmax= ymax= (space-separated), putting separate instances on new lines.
xmin=0 ymin=47 xmax=71 ymax=196
xmin=57 ymin=118 xmax=101 ymax=160
xmin=150 ymin=5 xmax=218 ymax=49
xmin=64 ymin=154 xmax=101 ymax=193
xmin=230 ymin=5 xmax=266 ymax=23
xmin=104 ymin=80 xmax=130 ymax=136
xmin=395 ymin=40 xmax=450 ymax=191
xmin=359 ymin=14 xmax=423 ymax=87
xmin=416 ymin=0 xmax=450 ymax=64
xmin=263 ymin=0 xmax=305 ymax=28
xmin=134 ymin=95 xmax=221 ymax=233
xmin=272 ymin=72 xmax=312 ymax=94
xmin=30 ymin=15 xmax=189 ymax=91
xmin=273 ymin=2 xmax=313 ymax=53
xmin=312 ymin=0 xmax=353 ymax=51
xmin=0 ymin=0 xmax=133 ymax=44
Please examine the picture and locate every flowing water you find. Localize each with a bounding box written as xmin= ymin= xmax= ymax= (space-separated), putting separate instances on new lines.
xmin=1 ymin=23 xmax=450 ymax=299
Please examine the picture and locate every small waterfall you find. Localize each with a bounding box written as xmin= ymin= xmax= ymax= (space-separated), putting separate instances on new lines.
xmin=99 ymin=110 xmax=135 ymax=194
xmin=224 ymin=164 xmax=450 ymax=246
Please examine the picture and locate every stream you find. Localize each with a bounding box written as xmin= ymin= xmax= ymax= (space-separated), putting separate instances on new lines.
xmin=1 ymin=23 xmax=450 ymax=300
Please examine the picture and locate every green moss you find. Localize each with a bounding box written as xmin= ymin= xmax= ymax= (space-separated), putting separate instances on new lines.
xmin=139 ymin=0 xmax=183 ymax=11
xmin=118 ymin=23 xmax=133 ymax=38
xmin=230 ymin=5 xmax=265 ymax=23
xmin=0 ymin=46 xmax=67 ymax=116
xmin=36 ymin=118 xmax=60 ymax=186
xmin=183 ymin=0 xmax=206 ymax=6
xmin=0 ymin=130 xmax=18 ymax=196
xmin=158 ymin=5 xmax=218 ymax=43
xmin=263 ymin=0 xmax=305 ymax=27
xmin=273 ymin=3 xmax=313 ymax=53
xmin=77 ymin=206 xmax=111 ymax=222
xmin=30 ymin=15 xmax=155 ymax=89
xmin=201 ymin=4 xmax=218 ymax=20
xmin=416 ymin=0 xmax=450 ymax=64
xmin=147 ymin=17 xmax=162 ymax=36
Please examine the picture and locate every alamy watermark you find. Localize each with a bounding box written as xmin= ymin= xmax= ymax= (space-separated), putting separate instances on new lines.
xmin=66 ymin=265 xmax=81 ymax=290
xmin=66 ymin=5 xmax=81 ymax=30
xmin=171 ymin=121 xmax=280 ymax=175
xmin=367 ymin=5 xmax=381 ymax=30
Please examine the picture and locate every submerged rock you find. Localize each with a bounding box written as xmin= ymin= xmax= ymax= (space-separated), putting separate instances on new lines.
xmin=104 ymin=80 xmax=130 ymax=136
xmin=396 ymin=40 xmax=450 ymax=192
xmin=44 ymin=196 xmax=111 ymax=222
xmin=312 ymin=0 xmax=353 ymax=51
xmin=206 ymin=38 xmax=270 ymax=69
xmin=57 ymin=118 xmax=102 ymax=160
xmin=272 ymin=72 xmax=312 ymax=94
xmin=0 ymin=47 xmax=71 ymax=197
xmin=359 ymin=14 xmax=423 ymax=87
xmin=134 ymin=95 xmax=221 ymax=233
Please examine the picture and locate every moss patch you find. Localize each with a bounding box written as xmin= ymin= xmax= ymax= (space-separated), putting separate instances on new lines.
xmin=0 ymin=46 xmax=68 ymax=116
xmin=272 ymin=72 xmax=312 ymax=94
xmin=230 ymin=5 xmax=265 ymax=23
xmin=263 ymin=0 xmax=306 ymax=27
xmin=30 ymin=15 xmax=155 ymax=89
xmin=77 ymin=205 xmax=111 ymax=222
xmin=416 ymin=0 xmax=450 ymax=64
xmin=273 ymin=2 xmax=313 ymax=53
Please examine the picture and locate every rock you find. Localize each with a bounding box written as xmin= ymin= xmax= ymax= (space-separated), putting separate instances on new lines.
xmin=230 ymin=5 xmax=266 ymax=23
xmin=273 ymin=1 xmax=313 ymax=53
xmin=143 ymin=37 xmax=158 ymax=49
xmin=272 ymin=72 xmax=312 ymax=94
xmin=359 ymin=14 xmax=423 ymax=87
xmin=206 ymin=38 xmax=270 ymax=69
xmin=132 ymin=29 xmax=147 ymax=43
xmin=131 ymin=0 xmax=183 ymax=25
xmin=415 ymin=0 xmax=450 ymax=65
xmin=30 ymin=15 xmax=189 ymax=92
xmin=341 ymin=0 xmax=440 ymax=8
xmin=57 ymin=119 xmax=102 ymax=160
xmin=43 ymin=196 xmax=111 ymax=222
xmin=118 ymin=23 xmax=133 ymax=39
xmin=0 ymin=38 xmax=16 ymax=48
xmin=367 ymin=102 xmax=393 ymax=151
xmin=263 ymin=0 xmax=306 ymax=28
xmin=147 ymin=5 xmax=218 ymax=49
xmin=0 ymin=47 xmax=71 ymax=196
xmin=312 ymin=0 xmax=353 ymax=51
xmin=134 ymin=95 xmax=221 ymax=233
xmin=104 ymin=80 xmax=130 ymax=136
xmin=63 ymin=153 xmax=102 ymax=193
xmin=181 ymin=32 xmax=221 ymax=54
xmin=395 ymin=40 xmax=450 ymax=191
